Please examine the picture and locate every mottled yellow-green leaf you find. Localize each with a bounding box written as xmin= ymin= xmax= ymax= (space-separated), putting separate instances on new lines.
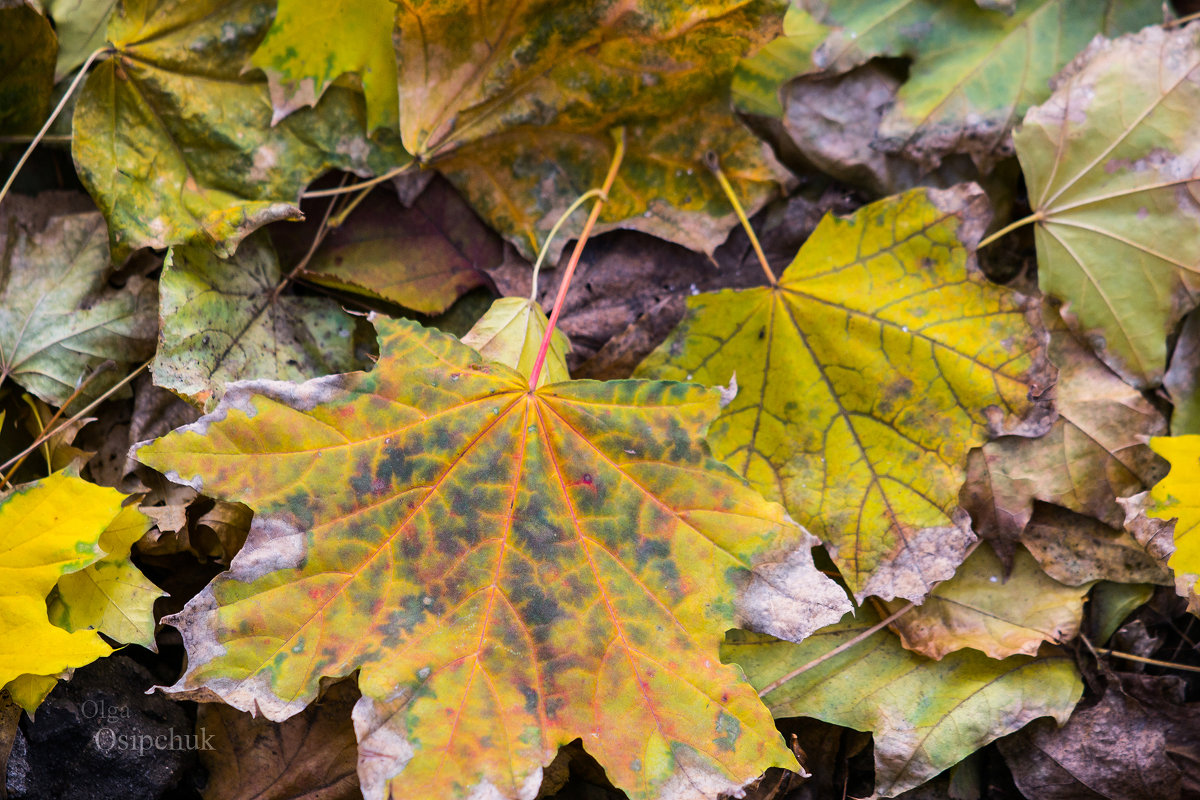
xmin=724 ymin=606 xmax=1083 ymax=797
xmin=884 ymin=544 xmax=1091 ymax=660
xmin=153 ymin=231 xmax=363 ymax=407
xmin=1014 ymin=25 xmax=1200 ymax=387
xmin=732 ymin=6 xmax=828 ymax=117
xmin=0 ymin=4 xmax=55 ymax=136
xmin=44 ymin=0 xmax=115 ymax=81
xmin=0 ymin=193 xmax=156 ymax=408
xmin=460 ymin=297 xmax=570 ymax=388
xmin=397 ymin=0 xmax=789 ymax=260
xmin=800 ymin=0 xmax=1159 ymax=168
xmin=638 ymin=185 xmax=1048 ymax=602
xmin=47 ymin=504 xmax=164 ymax=650
xmin=0 ymin=472 xmax=121 ymax=693
xmin=1147 ymin=436 xmax=1200 ymax=595
xmin=251 ymin=0 xmax=398 ymax=132
xmin=137 ymin=315 xmax=853 ymax=800
xmin=71 ymin=0 xmax=409 ymax=260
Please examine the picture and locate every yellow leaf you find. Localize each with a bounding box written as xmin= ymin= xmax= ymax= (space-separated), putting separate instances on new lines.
xmin=0 ymin=472 xmax=120 ymax=692
xmin=1147 ymin=435 xmax=1200 ymax=585
xmin=638 ymin=185 xmax=1049 ymax=601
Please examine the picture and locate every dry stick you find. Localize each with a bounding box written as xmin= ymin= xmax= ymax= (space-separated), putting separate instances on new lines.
xmin=757 ymin=602 xmax=916 ymax=698
xmin=976 ymin=211 xmax=1044 ymax=250
xmin=706 ymin=151 xmax=776 ymax=285
xmin=0 ymin=358 xmax=151 ymax=480
xmin=0 ymin=362 xmax=114 ymax=489
xmin=1093 ymin=647 xmax=1200 ymax=674
xmin=527 ymin=128 xmax=626 ymax=389
xmin=300 ymin=161 xmax=415 ymax=199
xmin=0 ymin=48 xmax=110 ymax=210
xmin=270 ymin=174 xmax=348 ymax=304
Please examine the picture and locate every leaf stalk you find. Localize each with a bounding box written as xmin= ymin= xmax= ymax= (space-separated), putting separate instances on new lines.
xmin=976 ymin=211 xmax=1044 ymax=250
xmin=527 ymin=128 xmax=626 ymax=389
xmin=707 ymin=151 xmax=776 ymax=285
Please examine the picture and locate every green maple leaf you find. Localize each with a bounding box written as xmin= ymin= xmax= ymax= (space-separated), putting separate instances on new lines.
xmin=724 ymin=604 xmax=1083 ymax=797
xmin=791 ymin=0 xmax=1158 ymax=168
xmin=136 ymin=315 xmax=851 ymax=800
xmin=1014 ymin=24 xmax=1200 ymax=387
xmin=637 ymin=185 xmax=1049 ymax=601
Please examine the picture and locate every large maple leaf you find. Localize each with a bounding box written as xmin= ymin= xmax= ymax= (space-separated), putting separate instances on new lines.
xmin=136 ymin=316 xmax=850 ymax=800
xmin=636 ymin=185 xmax=1050 ymax=602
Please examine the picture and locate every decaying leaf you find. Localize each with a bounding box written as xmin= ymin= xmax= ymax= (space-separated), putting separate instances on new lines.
xmin=998 ymin=674 xmax=1200 ymax=800
xmin=1014 ymin=24 xmax=1200 ymax=387
xmin=251 ymin=0 xmax=398 ymax=132
xmin=1164 ymin=309 xmax=1200 ymax=436
xmin=1021 ymin=504 xmax=1172 ymax=587
xmin=198 ymin=677 xmax=361 ymax=800
xmin=153 ymin=231 xmax=364 ymax=407
xmin=391 ymin=0 xmax=789 ymax=260
xmin=136 ymin=315 xmax=852 ymax=800
xmin=0 ymin=193 xmax=156 ymax=408
xmin=0 ymin=472 xmax=127 ymax=704
xmin=800 ymin=0 xmax=1159 ymax=168
xmin=1120 ymin=490 xmax=1199 ymax=614
xmin=724 ymin=605 xmax=1083 ymax=797
xmin=884 ymin=544 xmax=1091 ymax=660
xmin=961 ymin=311 xmax=1165 ymax=554
xmin=71 ymin=0 xmax=409 ymax=260
xmin=292 ymin=179 xmax=496 ymax=314
xmin=460 ymin=297 xmax=571 ymax=388
xmin=637 ymin=185 xmax=1049 ymax=601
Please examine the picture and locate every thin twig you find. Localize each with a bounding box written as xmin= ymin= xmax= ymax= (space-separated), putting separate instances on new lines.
xmin=758 ymin=603 xmax=916 ymax=698
xmin=300 ymin=162 xmax=415 ymax=198
xmin=527 ymin=128 xmax=626 ymax=389
xmin=0 ymin=359 xmax=150 ymax=480
xmin=1093 ymin=647 xmax=1200 ymax=674
xmin=0 ymin=48 xmax=110 ymax=210
xmin=707 ymin=151 xmax=776 ymax=285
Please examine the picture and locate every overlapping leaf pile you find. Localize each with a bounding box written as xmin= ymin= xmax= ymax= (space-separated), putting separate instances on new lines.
xmin=4 ymin=1 xmax=1200 ymax=799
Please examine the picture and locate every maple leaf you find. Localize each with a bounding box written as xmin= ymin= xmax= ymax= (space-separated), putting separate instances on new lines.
xmin=0 ymin=193 xmax=156 ymax=408
xmin=797 ymin=0 xmax=1159 ymax=169
xmin=46 ymin=503 xmax=164 ymax=652
xmin=637 ymin=185 xmax=1050 ymax=602
xmin=153 ymin=230 xmax=365 ymax=407
xmin=1020 ymin=505 xmax=1172 ymax=587
xmin=732 ymin=7 xmax=828 ymax=117
xmin=724 ymin=605 xmax=1083 ymax=797
xmin=135 ymin=316 xmax=851 ymax=800
xmin=290 ymin=180 xmax=496 ymax=315
xmin=882 ymin=543 xmax=1091 ymax=660
xmin=961 ymin=310 xmax=1166 ymax=557
xmin=1014 ymin=24 xmax=1200 ymax=387
xmin=70 ymin=0 xmax=409 ymax=260
xmin=255 ymin=0 xmax=791 ymax=261
xmin=0 ymin=4 xmax=55 ymax=136
xmin=0 ymin=472 xmax=130 ymax=699
xmin=251 ymin=0 xmax=398 ymax=133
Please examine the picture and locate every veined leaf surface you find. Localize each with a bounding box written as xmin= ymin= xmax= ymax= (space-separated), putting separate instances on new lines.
xmin=137 ymin=316 xmax=851 ymax=800
xmin=637 ymin=185 xmax=1048 ymax=601
xmin=724 ymin=606 xmax=1083 ymax=797
xmin=71 ymin=0 xmax=409 ymax=260
xmin=1014 ymin=25 xmax=1200 ymax=387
